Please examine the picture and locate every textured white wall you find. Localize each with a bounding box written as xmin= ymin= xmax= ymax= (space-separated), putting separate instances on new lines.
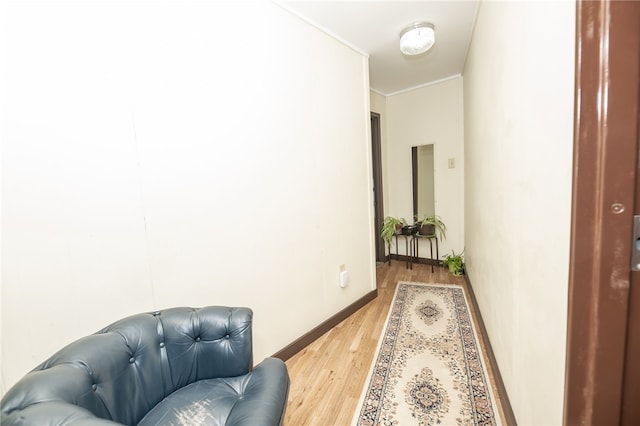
xmin=463 ymin=1 xmax=575 ymax=423
xmin=385 ymin=77 xmax=465 ymax=258
xmin=1 ymin=1 xmax=375 ymax=393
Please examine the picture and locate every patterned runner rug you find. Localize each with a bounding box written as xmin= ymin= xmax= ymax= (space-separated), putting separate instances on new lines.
xmin=352 ymin=282 xmax=502 ymax=425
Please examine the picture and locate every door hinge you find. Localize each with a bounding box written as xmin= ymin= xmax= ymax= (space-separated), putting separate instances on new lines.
xmin=632 ymin=215 xmax=640 ymax=271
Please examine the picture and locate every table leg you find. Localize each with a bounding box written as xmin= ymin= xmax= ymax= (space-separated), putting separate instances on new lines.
xmin=429 ymin=238 xmax=434 ymax=273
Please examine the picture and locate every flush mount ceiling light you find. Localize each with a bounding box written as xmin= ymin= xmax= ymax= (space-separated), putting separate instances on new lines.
xmin=399 ymin=22 xmax=435 ymax=56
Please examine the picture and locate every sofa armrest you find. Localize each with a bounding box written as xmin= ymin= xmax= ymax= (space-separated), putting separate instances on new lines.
xmin=137 ymin=357 xmax=290 ymax=426
xmin=226 ymin=358 xmax=290 ymax=426
xmin=1 ymin=401 xmax=122 ymax=426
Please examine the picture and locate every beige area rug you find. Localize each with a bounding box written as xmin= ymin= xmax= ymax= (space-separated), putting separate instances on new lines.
xmin=353 ymin=282 xmax=502 ymax=426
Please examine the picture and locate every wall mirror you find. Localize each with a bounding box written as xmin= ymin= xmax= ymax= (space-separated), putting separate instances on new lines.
xmin=412 ymin=144 xmax=435 ymax=221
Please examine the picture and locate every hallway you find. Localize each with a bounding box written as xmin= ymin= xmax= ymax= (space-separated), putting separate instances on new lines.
xmin=284 ymin=262 xmax=508 ymax=425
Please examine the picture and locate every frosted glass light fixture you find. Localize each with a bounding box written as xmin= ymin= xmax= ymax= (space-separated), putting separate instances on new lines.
xmin=399 ymin=23 xmax=435 ymax=56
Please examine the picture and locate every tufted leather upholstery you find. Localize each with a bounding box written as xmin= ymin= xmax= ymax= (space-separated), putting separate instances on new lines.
xmin=1 ymin=306 xmax=289 ymax=426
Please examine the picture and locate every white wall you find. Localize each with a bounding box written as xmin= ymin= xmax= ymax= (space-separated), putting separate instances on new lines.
xmin=1 ymin=1 xmax=375 ymax=393
xmin=463 ymin=1 xmax=575 ymax=424
xmin=385 ymin=77 xmax=465 ymax=258
xmin=370 ymin=91 xmax=387 ymax=118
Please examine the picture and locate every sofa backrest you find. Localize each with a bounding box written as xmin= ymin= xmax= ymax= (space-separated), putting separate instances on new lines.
xmin=1 ymin=306 xmax=253 ymax=426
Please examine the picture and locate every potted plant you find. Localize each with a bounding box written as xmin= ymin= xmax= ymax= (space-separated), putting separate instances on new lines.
xmin=442 ymin=250 xmax=464 ymax=276
xmin=415 ymin=214 xmax=447 ymax=240
xmin=381 ymin=216 xmax=407 ymax=245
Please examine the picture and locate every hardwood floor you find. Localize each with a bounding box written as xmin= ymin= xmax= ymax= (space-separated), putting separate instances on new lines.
xmin=284 ymin=261 xmax=505 ymax=425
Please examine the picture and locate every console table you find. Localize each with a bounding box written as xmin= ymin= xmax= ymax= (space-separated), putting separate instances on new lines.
xmin=411 ymin=233 xmax=439 ymax=272
xmin=392 ymin=232 xmax=414 ymax=269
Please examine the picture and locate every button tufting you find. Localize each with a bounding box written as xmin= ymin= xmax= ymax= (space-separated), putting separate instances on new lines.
xmin=92 ymin=384 xmax=97 ymax=391
xmin=159 ymin=342 xmax=165 ymax=348
xmin=195 ymin=337 xmax=201 ymax=342
xmin=129 ymin=357 xmax=135 ymax=364
xmin=225 ymin=334 xmax=230 ymax=339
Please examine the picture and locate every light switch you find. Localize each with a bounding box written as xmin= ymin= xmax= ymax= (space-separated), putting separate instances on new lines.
xmin=448 ymin=158 xmax=455 ymax=169
xmin=339 ymin=270 xmax=350 ymax=288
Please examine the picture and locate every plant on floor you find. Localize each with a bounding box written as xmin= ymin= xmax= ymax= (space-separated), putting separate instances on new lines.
xmin=415 ymin=214 xmax=447 ymax=240
xmin=442 ymin=250 xmax=464 ymax=275
xmin=381 ymin=216 xmax=407 ymax=245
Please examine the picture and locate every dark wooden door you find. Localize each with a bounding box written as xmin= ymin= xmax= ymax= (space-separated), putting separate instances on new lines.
xmin=623 ymin=43 xmax=640 ymax=422
xmin=624 ymin=242 xmax=640 ymax=420
xmin=565 ymin=1 xmax=640 ymax=424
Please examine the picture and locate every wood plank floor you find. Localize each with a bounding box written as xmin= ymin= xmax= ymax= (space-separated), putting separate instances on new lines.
xmin=283 ymin=260 xmax=507 ymax=425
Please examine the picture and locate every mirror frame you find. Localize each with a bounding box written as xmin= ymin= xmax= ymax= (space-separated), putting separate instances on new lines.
xmin=412 ymin=146 xmax=419 ymax=221
xmin=412 ymin=144 xmax=435 ymax=222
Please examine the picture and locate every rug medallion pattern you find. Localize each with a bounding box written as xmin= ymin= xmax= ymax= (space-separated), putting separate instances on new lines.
xmin=353 ymin=282 xmax=501 ymax=426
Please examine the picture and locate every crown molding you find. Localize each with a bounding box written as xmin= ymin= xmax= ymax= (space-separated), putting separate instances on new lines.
xmin=273 ymin=1 xmax=370 ymax=59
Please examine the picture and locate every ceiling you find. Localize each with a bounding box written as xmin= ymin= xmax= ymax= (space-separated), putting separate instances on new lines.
xmin=280 ymin=1 xmax=479 ymax=96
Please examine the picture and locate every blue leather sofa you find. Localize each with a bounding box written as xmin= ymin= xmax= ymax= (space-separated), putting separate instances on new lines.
xmin=1 ymin=306 xmax=289 ymax=425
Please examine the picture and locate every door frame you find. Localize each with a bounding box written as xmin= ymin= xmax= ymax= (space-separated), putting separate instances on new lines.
xmin=371 ymin=112 xmax=385 ymax=263
xmin=565 ymin=0 xmax=640 ymax=423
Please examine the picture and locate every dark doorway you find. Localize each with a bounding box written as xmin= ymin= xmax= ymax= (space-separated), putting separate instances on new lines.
xmin=371 ymin=112 xmax=385 ymax=263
